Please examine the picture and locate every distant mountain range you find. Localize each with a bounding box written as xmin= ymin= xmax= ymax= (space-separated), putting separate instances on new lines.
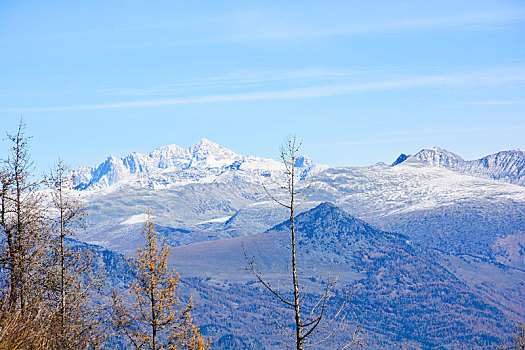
xmin=393 ymin=147 xmax=525 ymax=186
xmin=71 ymin=138 xmax=316 ymax=191
xmin=72 ymin=141 xmax=525 ymax=265
xmin=71 ymin=141 xmax=525 ymax=192
xmin=66 ymin=140 xmax=525 ymax=348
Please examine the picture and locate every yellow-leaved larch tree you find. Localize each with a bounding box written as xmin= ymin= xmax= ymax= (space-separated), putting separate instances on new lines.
xmin=111 ymin=212 xmax=210 ymax=350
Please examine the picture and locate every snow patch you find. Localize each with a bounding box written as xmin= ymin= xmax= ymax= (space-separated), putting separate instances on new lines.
xmin=198 ymin=216 xmax=232 ymax=224
xmin=121 ymin=213 xmax=152 ymax=225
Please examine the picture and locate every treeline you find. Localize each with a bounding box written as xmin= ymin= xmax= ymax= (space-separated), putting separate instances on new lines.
xmin=0 ymin=121 xmax=209 ymax=349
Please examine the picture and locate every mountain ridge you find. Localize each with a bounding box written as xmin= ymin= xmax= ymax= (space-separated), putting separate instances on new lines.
xmin=71 ymin=139 xmax=317 ymax=191
xmin=167 ymin=202 xmax=513 ymax=349
xmin=393 ymin=147 xmax=525 ymax=186
xmin=72 ymin=140 xmax=525 ymax=192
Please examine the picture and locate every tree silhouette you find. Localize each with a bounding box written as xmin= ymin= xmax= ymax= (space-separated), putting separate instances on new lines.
xmin=244 ymin=136 xmax=361 ymax=349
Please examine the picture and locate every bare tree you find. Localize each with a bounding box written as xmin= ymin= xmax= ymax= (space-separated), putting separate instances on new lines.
xmin=0 ymin=119 xmax=47 ymax=313
xmin=244 ymin=136 xmax=361 ymax=349
xmin=45 ymin=158 xmax=104 ymax=349
xmin=0 ymin=294 xmax=54 ymax=349
xmin=0 ymin=121 xmax=105 ymax=347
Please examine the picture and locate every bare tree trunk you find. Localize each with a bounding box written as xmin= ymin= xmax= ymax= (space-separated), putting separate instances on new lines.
xmin=58 ymin=174 xmax=66 ymax=345
xmin=11 ymin=123 xmax=32 ymax=315
xmin=0 ymin=177 xmax=17 ymax=310
xmin=290 ymin=153 xmax=304 ymax=350
xmin=1 ymin=121 xmax=48 ymax=316
xmin=46 ymin=158 xmax=103 ymax=349
xmin=245 ymin=136 xmax=360 ymax=349
xmin=15 ymin=149 xmax=23 ymax=313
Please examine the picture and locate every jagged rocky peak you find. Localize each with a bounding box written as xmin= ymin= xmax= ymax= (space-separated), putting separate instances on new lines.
xmin=391 ymin=153 xmax=409 ymax=166
xmin=392 ymin=147 xmax=525 ymax=186
xmin=81 ymin=154 xmax=129 ymax=189
xmin=150 ymin=144 xmax=188 ymax=159
xmin=392 ymin=147 xmax=463 ymax=167
xmin=95 ymin=155 xmax=127 ymax=177
xmin=477 ymin=149 xmax=525 ymax=169
xmin=188 ymin=138 xmax=242 ymax=167
xmin=148 ymin=144 xmax=190 ymax=170
xmin=122 ymin=152 xmax=152 ymax=174
xmin=70 ymin=139 xmax=314 ymax=191
xmin=411 ymin=147 xmax=464 ymax=167
xmin=470 ymin=149 xmax=525 ymax=181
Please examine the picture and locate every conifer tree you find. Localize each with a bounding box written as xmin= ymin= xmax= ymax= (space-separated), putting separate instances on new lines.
xmin=111 ymin=212 xmax=210 ymax=350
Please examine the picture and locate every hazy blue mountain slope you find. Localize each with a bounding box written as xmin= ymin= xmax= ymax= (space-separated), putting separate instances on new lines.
xmin=371 ymin=199 xmax=525 ymax=266
xmin=167 ymin=203 xmax=513 ymax=349
xmin=219 ymin=164 xmax=525 ymax=267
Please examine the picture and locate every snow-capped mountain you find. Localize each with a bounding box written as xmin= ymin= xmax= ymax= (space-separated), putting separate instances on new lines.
xmin=72 ymin=140 xmax=525 ymax=194
xmin=71 ymin=142 xmax=525 ymax=269
xmin=71 ymin=139 xmax=316 ymax=191
xmin=406 ymin=147 xmax=464 ymax=168
xmin=63 ymin=143 xmax=525 ymax=349
xmin=394 ymin=147 xmax=525 ymax=186
xmin=466 ymin=150 xmax=525 ymax=184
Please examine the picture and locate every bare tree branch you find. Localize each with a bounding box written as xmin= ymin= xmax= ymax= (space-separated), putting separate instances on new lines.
xmin=242 ymin=243 xmax=294 ymax=308
xmin=245 ymin=136 xmax=360 ymax=349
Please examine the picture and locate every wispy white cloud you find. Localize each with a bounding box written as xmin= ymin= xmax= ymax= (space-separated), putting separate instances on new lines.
xmin=6 ymin=67 xmax=525 ymax=113
xmin=326 ymin=126 xmax=525 ymax=146
xmin=110 ymin=68 xmax=361 ymax=97
xmin=5 ymin=7 xmax=523 ymax=47
xmin=209 ymin=9 xmax=525 ymax=43
xmin=124 ymin=9 xmax=525 ymax=37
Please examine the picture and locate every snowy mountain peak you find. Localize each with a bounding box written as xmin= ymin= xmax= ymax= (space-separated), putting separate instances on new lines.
xmin=189 ymin=138 xmax=231 ymax=153
xmin=71 ymin=140 xmax=315 ymax=192
xmin=412 ymin=147 xmax=464 ymax=166
xmin=188 ymin=139 xmax=242 ymax=167
xmin=471 ymin=150 xmax=525 ymax=183
xmin=392 ymin=147 xmax=464 ymax=168
xmin=393 ymin=147 xmax=525 ymax=186
xmin=192 ymin=138 xmax=219 ymax=149
xmin=152 ymin=144 xmax=187 ymax=155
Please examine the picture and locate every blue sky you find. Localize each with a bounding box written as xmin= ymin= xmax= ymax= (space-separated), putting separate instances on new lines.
xmin=1 ymin=0 xmax=524 ymax=171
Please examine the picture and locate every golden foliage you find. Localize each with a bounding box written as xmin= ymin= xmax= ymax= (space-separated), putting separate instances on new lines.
xmin=0 ymin=302 xmax=51 ymax=350
xmin=0 ymin=297 xmax=100 ymax=350
xmin=111 ymin=212 xmax=210 ymax=350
